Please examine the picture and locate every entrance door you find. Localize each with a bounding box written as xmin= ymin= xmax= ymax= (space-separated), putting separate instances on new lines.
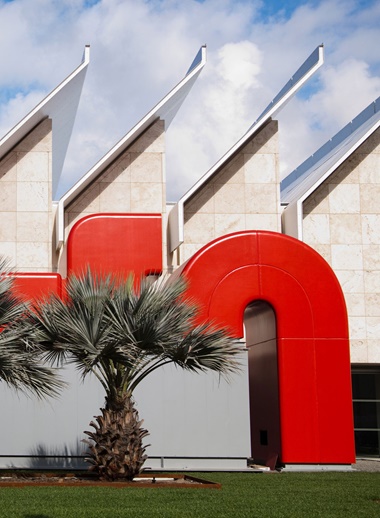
xmin=245 ymin=301 xmax=281 ymax=465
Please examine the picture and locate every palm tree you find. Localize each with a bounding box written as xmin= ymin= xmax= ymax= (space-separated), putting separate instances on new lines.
xmin=29 ymin=269 xmax=242 ymax=481
xmin=0 ymin=257 xmax=63 ymax=399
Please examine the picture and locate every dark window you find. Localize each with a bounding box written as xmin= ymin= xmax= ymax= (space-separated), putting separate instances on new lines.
xmin=352 ymin=369 xmax=380 ymax=457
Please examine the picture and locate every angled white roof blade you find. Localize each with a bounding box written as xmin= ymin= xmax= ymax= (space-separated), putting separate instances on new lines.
xmin=56 ymin=46 xmax=207 ymax=250
xmin=168 ymin=45 xmax=324 ymax=252
xmin=0 ymin=46 xmax=90 ymax=197
xmin=282 ymin=96 xmax=380 ymax=240
xmin=281 ymin=96 xmax=380 ymax=204
xmin=250 ymin=45 xmax=323 ymax=128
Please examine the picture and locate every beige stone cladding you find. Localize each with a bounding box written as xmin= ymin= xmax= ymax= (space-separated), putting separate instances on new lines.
xmin=0 ymin=118 xmax=54 ymax=272
xmin=181 ymin=120 xmax=281 ymax=263
xmin=63 ymin=119 xmax=166 ymax=270
xmin=302 ymin=127 xmax=380 ymax=363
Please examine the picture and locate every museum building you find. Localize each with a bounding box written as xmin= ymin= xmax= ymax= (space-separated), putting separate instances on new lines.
xmin=0 ymin=45 xmax=379 ymax=470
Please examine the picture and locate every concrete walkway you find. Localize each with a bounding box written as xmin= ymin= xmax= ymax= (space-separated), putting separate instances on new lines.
xmin=353 ymin=458 xmax=380 ymax=472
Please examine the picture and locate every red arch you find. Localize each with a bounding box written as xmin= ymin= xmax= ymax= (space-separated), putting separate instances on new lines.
xmin=176 ymin=231 xmax=355 ymax=465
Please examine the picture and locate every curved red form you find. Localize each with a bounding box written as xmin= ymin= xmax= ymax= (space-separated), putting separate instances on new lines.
xmin=66 ymin=213 xmax=162 ymax=279
xmin=12 ymin=273 xmax=63 ymax=302
xmin=175 ymin=230 xmax=355 ymax=465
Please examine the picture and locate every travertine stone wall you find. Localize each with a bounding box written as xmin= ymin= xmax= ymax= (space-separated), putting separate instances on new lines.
xmin=64 ymin=119 xmax=166 ymax=270
xmin=181 ymin=120 xmax=280 ymax=262
xmin=302 ymin=127 xmax=380 ymax=364
xmin=0 ymin=118 xmax=54 ymax=272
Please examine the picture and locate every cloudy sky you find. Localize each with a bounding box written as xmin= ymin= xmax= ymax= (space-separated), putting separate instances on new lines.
xmin=0 ymin=0 xmax=379 ymax=201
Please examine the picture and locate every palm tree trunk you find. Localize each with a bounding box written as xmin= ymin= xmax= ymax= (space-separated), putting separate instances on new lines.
xmin=84 ymin=395 xmax=149 ymax=481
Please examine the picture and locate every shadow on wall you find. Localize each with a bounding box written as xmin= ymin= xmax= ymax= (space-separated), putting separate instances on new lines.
xmin=17 ymin=441 xmax=87 ymax=470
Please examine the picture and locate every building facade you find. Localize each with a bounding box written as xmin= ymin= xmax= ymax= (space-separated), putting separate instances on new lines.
xmin=0 ymin=45 xmax=378 ymax=469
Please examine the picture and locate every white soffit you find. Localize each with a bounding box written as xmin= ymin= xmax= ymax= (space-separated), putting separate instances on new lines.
xmin=56 ymin=46 xmax=207 ymax=249
xmin=0 ymin=46 xmax=90 ymax=197
xmin=281 ymin=95 xmax=380 ymax=207
xmin=169 ymin=45 xmax=324 ymax=252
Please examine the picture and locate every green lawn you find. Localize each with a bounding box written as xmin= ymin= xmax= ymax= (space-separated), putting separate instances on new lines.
xmin=0 ymin=471 xmax=379 ymax=518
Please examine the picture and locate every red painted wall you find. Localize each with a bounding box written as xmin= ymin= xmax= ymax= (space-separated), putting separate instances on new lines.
xmin=12 ymin=273 xmax=63 ymax=302
xmin=13 ymin=214 xmax=163 ymax=299
xmin=67 ymin=214 xmax=162 ymax=279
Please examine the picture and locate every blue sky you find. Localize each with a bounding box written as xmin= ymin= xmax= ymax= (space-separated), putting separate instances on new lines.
xmin=0 ymin=0 xmax=379 ymax=200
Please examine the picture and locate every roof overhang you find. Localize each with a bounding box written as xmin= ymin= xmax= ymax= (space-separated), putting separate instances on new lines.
xmin=0 ymin=46 xmax=90 ymax=197
xmin=282 ymin=96 xmax=380 ymax=240
xmin=168 ymin=45 xmax=324 ymax=252
xmin=56 ymin=46 xmax=207 ymax=250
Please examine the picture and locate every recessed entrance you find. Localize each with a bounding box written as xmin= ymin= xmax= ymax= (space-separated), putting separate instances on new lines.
xmin=244 ymin=301 xmax=281 ymax=465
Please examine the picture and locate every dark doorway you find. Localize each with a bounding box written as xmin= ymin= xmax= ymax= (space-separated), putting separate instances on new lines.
xmin=244 ymin=301 xmax=281 ymax=465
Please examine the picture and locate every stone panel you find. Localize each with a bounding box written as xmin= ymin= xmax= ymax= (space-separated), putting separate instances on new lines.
xmin=17 ymin=152 xmax=49 ymax=182
xmin=130 ymin=183 xmax=163 ymax=212
xmin=330 ymin=214 xmax=361 ymax=244
xmin=335 ymin=270 xmax=364 ymax=294
xmin=350 ymin=340 xmax=368 ymax=362
xmin=215 ymin=213 xmax=246 ymax=235
xmin=244 ymin=154 xmax=276 ymax=183
xmin=328 ymin=184 xmax=360 ymax=213
xmin=368 ymin=341 xmax=380 ymax=362
xmin=0 ymin=242 xmax=16 ymax=264
xmin=185 ymin=184 xmax=215 ymax=214
xmin=0 ymin=153 xmax=17 ymax=181
xmin=214 ymin=184 xmax=245 ymax=214
xmin=358 ymin=154 xmax=380 ymax=183
xmin=331 ymin=245 xmax=363 ymax=270
xmin=0 ymin=118 xmax=52 ymax=271
xmin=17 ymin=212 xmax=49 ymax=242
xmin=303 ymin=184 xmax=330 ymax=215
xmin=364 ymin=270 xmax=380 ymax=293
xmin=98 ymin=182 xmax=131 ymax=212
xmin=344 ymin=292 xmax=365 ymax=317
xmin=365 ymin=293 xmax=380 ymax=316
xmin=17 ymin=182 xmax=49 ymax=212
xmin=16 ymin=242 xmax=49 ymax=269
xmin=303 ymin=214 xmax=330 ymax=244
xmin=245 ymin=184 xmax=278 ymax=214
xmin=0 ymin=214 xmax=16 ymax=242
xmin=130 ymin=152 xmax=163 ymax=183
xmin=100 ymin=154 xmax=131 ymax=183
xmin=349 ymin=316 xmax=367 ymax=340
xmin=361 ymin=215 xmax=380 ymax=244
xmin=0 ymin=182 xmax=17 ymax=211
xmin=184 ymin=213 xmax=215 ymax=244
xmin=360 ymin=184 xmax=380 ymax=213
xmin=245 ymin=214 xmax=279 ymax=231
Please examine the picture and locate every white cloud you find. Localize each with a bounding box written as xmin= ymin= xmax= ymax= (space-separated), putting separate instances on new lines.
xmin=166 ymin=40 xmax=263 ymax=199
xmin=0 ymin=0 xmax=378 ymax=200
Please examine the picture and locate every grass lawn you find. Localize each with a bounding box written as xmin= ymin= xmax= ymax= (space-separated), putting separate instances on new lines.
xmin=0 ymin=471 xmax=379 ymax=518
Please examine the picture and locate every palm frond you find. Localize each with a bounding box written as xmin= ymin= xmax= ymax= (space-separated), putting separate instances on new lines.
xmin=0 ymin=256 xmax=65 ymax=398
xmin=29 ymin=268 xmax=243 ymax=403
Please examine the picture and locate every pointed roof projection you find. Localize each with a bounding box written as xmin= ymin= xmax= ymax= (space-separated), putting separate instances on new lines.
xmin=56 ymin=46 xmax=207 ymax=250
xmin=0 ymin=46 xmax=90 ymax=197
xmin=281 ymin=96 xmax=380 ymax=240
xmin=168 ymin=45 xmax=324 ymax=253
